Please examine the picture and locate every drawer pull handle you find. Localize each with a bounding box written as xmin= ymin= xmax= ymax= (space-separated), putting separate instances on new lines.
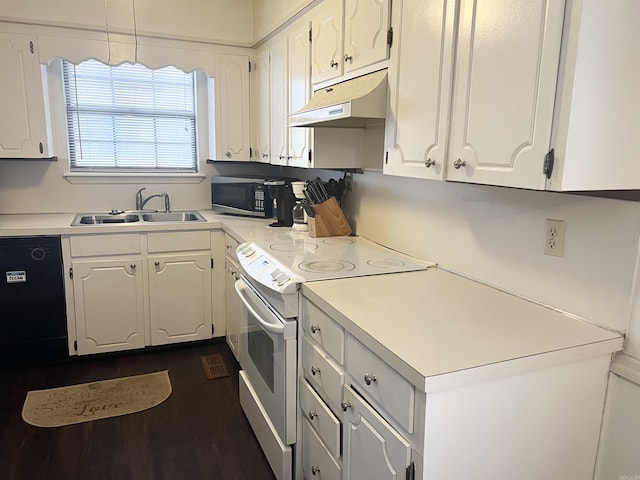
xmin=311 ymin=466 xmax=320 ymax=475
xmin=341 ymin=400 xmax=352 ymax=412
xmin=311 ymin=366 xmax=321 ymax=376
xmin=364 ymin=373 xmax=377 ymax=386
xmin=308 ymin=410 xmax=318 ymax=420
xmin=310 ymin=324 xmax=321 ymax=334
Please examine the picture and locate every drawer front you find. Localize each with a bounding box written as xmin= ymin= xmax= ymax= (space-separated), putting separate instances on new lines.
xmin=302 ymin=419 xmax=342 ymax=480
xmin=303 ymin=336 xmax=344 ymax=414
xmin=302 ymin=298 xmax=345 ymax=365
xmin=224 ymin=233 xmax=240 ymax=262
xmin=346 ymin=335 xmax=415 ymax=433
xmin=147 ymin=231 xmax=211 ymax=253
xmin=70 ymin=234 xmax=141 ymax=257
xmin=299 ymin=379 xmax=341 ymax=458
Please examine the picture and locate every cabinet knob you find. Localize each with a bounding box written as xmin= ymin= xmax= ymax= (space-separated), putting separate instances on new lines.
xmin=453 ymin=159 xmax=467 ymax=169
xmin=311 ymin=366 xmax=321 ymax=376
xmin=311 ymin=466 xmax=320 ymax=475
xmin=310 ymin=324 xmax=321 ymax=334
xmin=425 ymin=158 xmax=436 ymax=168
xmin=344 ymin=54 xmax=353 ymax=64
xmin=130 ymin=264 xmax=137 ymax=272
xmin=364 ymin=373 xmax=377 ymax=386
xmin=262 ymin=153 xmax=268 ymax=159
xmin=279 ymin=155 xmax=285 ymax=160
xmin=330 ymin=60 xmax=338 ymax=69
xmin=341 ymin=400 xmax=352 ymax=412
xmin=154 ymin=261 xmax=160 ymax=267
xmin=308 ymin=410 xmax=318 ymax=420
xmin=225 ymin=151 xmax=232 ymax=158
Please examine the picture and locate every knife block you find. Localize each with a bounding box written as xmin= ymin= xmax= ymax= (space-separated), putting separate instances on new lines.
xmin=308 ymin=197 xmax=352 ymax=237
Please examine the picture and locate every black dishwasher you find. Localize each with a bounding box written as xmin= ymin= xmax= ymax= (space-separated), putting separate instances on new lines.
xmin=0 ymin=236 xmax=68 ymax=369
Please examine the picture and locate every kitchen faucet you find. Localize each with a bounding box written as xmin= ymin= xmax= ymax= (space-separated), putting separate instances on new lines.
xmin=135 ymin=188 xmax=171 ymax=212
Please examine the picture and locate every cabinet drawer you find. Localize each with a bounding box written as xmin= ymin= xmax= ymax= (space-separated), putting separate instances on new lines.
xmin=302 ymin=419 xmax=342 ymax=480
xmin=303 ymin=336 xmax=344 ymax=414
xmin=299 ymin=379 xmax=341 ymax=458
xmin=70 ymin=234 xmax=141 ymax=257
xmin=346 ymin=335 xmax=415 ymax=433
xmin=147 ymin=231 xmax=211 ymax=253
xmin=224 ymin=233 xmax=240 ymax=262
xmin=302 ymin=298 xmax=345 ymax=364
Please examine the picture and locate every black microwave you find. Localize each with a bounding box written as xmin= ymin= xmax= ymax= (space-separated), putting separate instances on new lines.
xmin=211 ymin=175 xmax=273 ymax=217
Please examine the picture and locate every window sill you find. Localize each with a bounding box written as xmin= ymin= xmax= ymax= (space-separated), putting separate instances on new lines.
xmin=64 ymin=172 xmax=207 ymax=184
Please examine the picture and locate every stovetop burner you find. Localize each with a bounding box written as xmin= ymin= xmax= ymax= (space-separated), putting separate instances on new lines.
xmin=321 ymin=238 xmax=355 ymax=246
xmin=269 ymin=241 xmax=319 ymax=252
xmin=298 ymin=259 xmax=356 ymax=273
xmin=367 ymin=259 xmax=406 ymax=268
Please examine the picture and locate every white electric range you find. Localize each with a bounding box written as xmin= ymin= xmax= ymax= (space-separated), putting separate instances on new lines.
xmin=234 ymin=234 xmax=429 ymax=480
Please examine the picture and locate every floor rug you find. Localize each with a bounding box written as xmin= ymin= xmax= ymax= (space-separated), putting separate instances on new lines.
xmin=22 ymin=370 xmax=172 ymax=428
xmin=200 ymin=354 xmax=229 ymax=380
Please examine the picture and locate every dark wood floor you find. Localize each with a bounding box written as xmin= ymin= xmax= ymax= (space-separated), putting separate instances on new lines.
xmin=0 ymin=340 xmax=276 ymax=480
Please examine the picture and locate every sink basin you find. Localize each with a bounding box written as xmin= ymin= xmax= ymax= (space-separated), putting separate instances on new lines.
xmin=71 ymin=210 xmax=206 ymax=226
xmin=73 ymin=213 xmax=141 ymax=225
xmin=141 ymin=211 xmax=205 ymax=222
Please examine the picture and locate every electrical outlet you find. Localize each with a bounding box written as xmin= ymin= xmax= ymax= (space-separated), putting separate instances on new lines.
xmin=544 ymin=219 xmax=566 ymax=257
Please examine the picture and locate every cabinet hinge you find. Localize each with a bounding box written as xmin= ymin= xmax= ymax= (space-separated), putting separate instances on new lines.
xmin=248 ymin=59 xmax=252 ymax=73
xmin=211 ymin=324 xmax=215 ymax=335
xmin=387 ymin=27 xmax=393 ymax=48
xmin=405 ymin=462 xmax=415 ymax=480
xmin=69 ymin=267 xmax=73 ymax=279
xmin=543 ymin=148 xmax=555 ymax=179
xmin=211 ymin=258 xmax=214 ymax=269
xmin=385 ymin=151 xmax=389 ymax=165
xmin=73 ymin=340 xmax=78 ymax=352
xmin=29 ymin=40 xmax=34 ymax=54
xmin=308 ymin=150 xmax=312 ymax=163
xmin=309 ymin=28 xmax=312 ymax=43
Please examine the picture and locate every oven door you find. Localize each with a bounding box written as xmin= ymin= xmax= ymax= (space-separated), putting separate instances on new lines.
xmin=235 ymin=276 xmax=297 ymax=445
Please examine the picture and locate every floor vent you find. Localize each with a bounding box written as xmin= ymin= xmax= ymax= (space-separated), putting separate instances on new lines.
xmin=200 ymin=354 xmax=229 ymax=380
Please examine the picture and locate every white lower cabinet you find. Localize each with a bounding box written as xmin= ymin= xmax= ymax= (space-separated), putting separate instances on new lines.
xmin=302 ymin=418 xmax=341 ymax=480
xmin=72 ymin=258 xmax=145 ymax=355
xmin=64 ymin=230 xmax=217 ymax=355
xmin=342 ymin=384 xmax=412 ymax=480
xmin=148 ymin=253 xmax=211 ymax=346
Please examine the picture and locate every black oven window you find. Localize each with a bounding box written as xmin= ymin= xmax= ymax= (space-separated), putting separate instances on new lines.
xmin=248 ymin=329 xmax=275 ymax=393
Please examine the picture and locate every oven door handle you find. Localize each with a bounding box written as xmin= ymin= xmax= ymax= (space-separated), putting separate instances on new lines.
xmin=234 ymin=279 xmax=285 ymax=334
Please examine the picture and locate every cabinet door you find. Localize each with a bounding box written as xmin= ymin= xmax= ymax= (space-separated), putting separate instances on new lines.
xmin=287 ymin=22 xmax=312 ymax=168
xmin=446 ymin=0 xmax=566 ymax=189
xmin=384 ymin=0 xmax=455 ymax=180
xmin=311 ymin=0 xmax=344 ymax=84
xmin=269 ymin=39 xmax=288 ymax=165
xmin=72 ymin=259 xmax=145 ymax=355
xmin=255 ymin=47 xmax=271 ymax=163
xmin=343 ymin=0 xmax=391 ymax=74
xmin=148 ymin=253 xmax=212 ymax=346
xmin=217 ymin=53 xmax=252 ymax=160
xmin=0 ymin=32 xmax=51 ymax=159
xmin=342 ymin=385 xmax=412 ymax=480
xmin=225 ymin=258 xmax=241 ymax=361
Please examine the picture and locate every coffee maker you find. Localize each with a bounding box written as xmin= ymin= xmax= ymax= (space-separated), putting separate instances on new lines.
xmin=265 ymin=179 xmax=297 ymax=227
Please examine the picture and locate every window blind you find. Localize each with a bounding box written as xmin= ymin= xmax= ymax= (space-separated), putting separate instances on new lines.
xmin=63 ymin=60 xmax=197 ymax=171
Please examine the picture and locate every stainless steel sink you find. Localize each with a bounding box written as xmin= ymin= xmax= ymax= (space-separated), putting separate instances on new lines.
xmin=71 ymin=210 xmax=205 ymax=225
xmin=141 ymin=211 xmax=205 ymax=222
xmin=72 ymin=213 xmax=141 ymax=225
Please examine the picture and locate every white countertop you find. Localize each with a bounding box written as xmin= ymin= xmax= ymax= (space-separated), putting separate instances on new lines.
xmin=302 ymin=269 xmax=623 ymax=392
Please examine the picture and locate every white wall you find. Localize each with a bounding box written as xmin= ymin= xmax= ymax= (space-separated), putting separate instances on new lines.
xmin=0 ymin=0 xmax=254 ymax=46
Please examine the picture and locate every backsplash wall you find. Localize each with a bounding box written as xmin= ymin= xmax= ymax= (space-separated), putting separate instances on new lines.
xmin=344 ymin=170 xmax=640 ymax=335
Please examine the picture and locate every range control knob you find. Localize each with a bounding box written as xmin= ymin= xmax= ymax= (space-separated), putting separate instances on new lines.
xmin=275 ymin=273 xmax=290 ymax=286
xmin=270 ymin=268 xmax=283 ymax=280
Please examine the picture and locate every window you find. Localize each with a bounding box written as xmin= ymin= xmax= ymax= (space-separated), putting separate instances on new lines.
xmin=63 ymin=60 xmax=198 ymax=172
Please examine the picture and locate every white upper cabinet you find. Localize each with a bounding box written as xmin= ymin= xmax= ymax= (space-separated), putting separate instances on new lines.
xmin=311 ymin=0 xmax=344 ymax=85
xmin=255 ymin=47 xmax=271 ymax=163
xmin=216 ymin=53 xmax=252 ymax=161
xmin=287 ymin=21 xmax=312 ymax=168
xmin=311 ymin=0 xmax=391 ymax=86
xmin=445 ymin=0 xmax=565 ymax=189
xmin=383 ymin=0 xmax=455 ymax=180
xmin=343 ymin=0 xmax=392 ymax=75
xmin=0 ymin=32 xmax=53 ymax=159
xmin=269 ymin=37 xmax=289 ymax=166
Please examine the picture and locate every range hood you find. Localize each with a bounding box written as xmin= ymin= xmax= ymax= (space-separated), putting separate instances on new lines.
xmin=288 ymin=69 xmax=388 ymax=128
